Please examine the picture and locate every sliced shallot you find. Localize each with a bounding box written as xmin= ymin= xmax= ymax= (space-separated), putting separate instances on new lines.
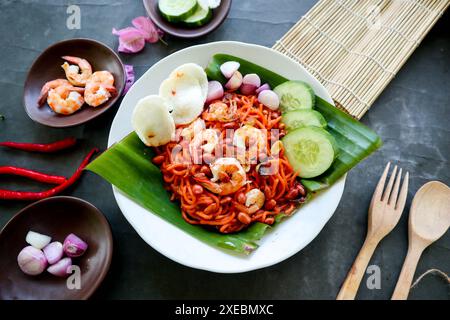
xmin=206 ymin=81 xmax=224 ymax=103
xmin=43 ymin=241 xmax=64 ymax=265
xmin=47 ymin=257 xmax=72 ymax=277
xmin=225 ymin=71 xmax=243 ymax=91
xmin=25 ymin=231 xmax=51 ymax=250
xmin=220 ymin=61 xmax=240 ymax=79
xmin=63 ymin=233 xmax=88 ymax=258
xmin=256 ymin=83 xmax=271 ymax=94
xmin=258 ymin=90 xmax=280 ymax=110
xmin=240 ymin=73 xmax=261 ymax=95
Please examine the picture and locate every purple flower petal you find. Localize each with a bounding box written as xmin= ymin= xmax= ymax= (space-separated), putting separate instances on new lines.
xmin=112 ymin=27 xmax=146 ymax=53
xmin=131 ymin=16 xmax=162 ymax=43
xmin=123 ymin=64 xmax=135 ymax=95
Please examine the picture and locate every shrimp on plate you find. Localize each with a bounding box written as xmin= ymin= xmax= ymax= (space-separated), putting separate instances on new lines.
xmin=47 ymin=85 xmax=85 ymax=115
xmin=37 ymin=79 xmax=83 ymax=106
xmin=202 ymin=101 xmax=238 ymax=122
xmin=61 ymin=56 xmax=93 ymax=87
xmin=88 ymin=71 xmax=115 ymax=86
xmin=245 ymin=189 xmax=265 ymax=214
xmin=84 ymin=82 xmax=117 ymax=107
xmin=84 ymin=71 xmax=117 ymax=107
xmin=194 ymin=157 xmax=247 ymax=196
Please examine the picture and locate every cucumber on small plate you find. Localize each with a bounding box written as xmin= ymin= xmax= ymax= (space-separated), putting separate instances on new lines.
xmin=184 ymin=5 xmax=213 ymax=27
xmin=282 ymin=126 xmax=338 ymax=179
xmin=159 ymin=0 xmax=198 ymax=23
xmin=274 ymin=81 xmax=315 ymax=112
xmin=282 ymin=109 xmax=327 ymax=132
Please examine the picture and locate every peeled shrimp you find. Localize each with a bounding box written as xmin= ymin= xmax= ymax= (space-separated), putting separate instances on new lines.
xmin=194 ymin=158 xmax=246 ymax=195
xmin=83 ymin=71 xmax=117 ymax=107
xmin=233 ymin=125 xmax=267 ymax=167
xmin=245 ymin=189 xmax=265 ymax=214
xmin=47 ymin=86 xmax=84 ymax=115
xmin=202 ymin=101 xmax=237 ymax=122
xmin=61 ymin=56 xmax=93 ymax=86
xmin=181 ymin=118 xmax=206 ymax=141
xmin=88 ymin=71 xmax=115 ymax=86
xmin=190 ymin=129 xmax=219 ymax=155
xmin=84 ymin=82 xmax=117 ymax=107
xmin=37 ymin=79 xmax=83 ymax=106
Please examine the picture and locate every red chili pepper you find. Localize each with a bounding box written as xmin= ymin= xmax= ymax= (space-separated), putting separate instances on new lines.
xmin=0 ymin=137 xmax=77 ymax=153
xmin=0 ymin=166 xmax=67 ymax=184
xmin=0 ymin=148 xmax=98 ymax=201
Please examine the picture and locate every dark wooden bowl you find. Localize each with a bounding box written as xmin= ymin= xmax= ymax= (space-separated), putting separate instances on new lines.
xmin=24 ymin=38 xmax=125 ymax=128
xmin=144 ymin=0 xmax=232 ymax=38
xmin=0 ymin=197 xmax=113 ymax=300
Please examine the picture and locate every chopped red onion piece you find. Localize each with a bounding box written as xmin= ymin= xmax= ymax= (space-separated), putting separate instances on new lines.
xmin=47 ymin=257 xmax=72 ymax=277
xmin=258 ymin=90 xmax=280 ymax=110
xmin=25 ymin=231 xmax=51 ymax=249
xmin=256 ymin=83 xmax=271 ymax=94
xmin=240 ymin=74 xmax=261 ymax=95
xmin=123 ymin=64 xmax=135 ymax=95
xmin=220 ymin=61 xmax=240 ymax=79
xmin=206 ymin=81 xmax=224 ymax=103
xmin=63 ymin=234 xmax=88 ymax=258
xmin=43 ymin=241 xmax=63 ymax=265
xmin=225 ymin=71 xmax=243 ymax=91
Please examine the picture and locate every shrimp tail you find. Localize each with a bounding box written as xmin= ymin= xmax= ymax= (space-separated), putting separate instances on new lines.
xmin=37 ymin=92 xmax=48 ymax=107
xmin=61 ymin=56 xmax=79 ymax=64
xmin=105 ymin=85 xmax=118 ymax=97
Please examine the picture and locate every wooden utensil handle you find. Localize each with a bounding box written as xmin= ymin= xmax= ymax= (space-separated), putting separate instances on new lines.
xmin=337 ymin=237 xmax=379 ymax=300
xmin=391 ymin=244 xmax=424 ymax=300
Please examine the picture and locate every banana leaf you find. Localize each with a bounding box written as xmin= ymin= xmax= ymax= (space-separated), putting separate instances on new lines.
xmin=87 ymin=54 xmax=381 ymax=254
xmin=87 ymin=132 xmax=271 ymax=254
xmin=206 ymin=54 xmax=382 ymax=191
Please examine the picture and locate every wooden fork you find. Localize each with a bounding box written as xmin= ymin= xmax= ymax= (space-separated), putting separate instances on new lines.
xmin=337 ymin=162 xmax=409 ymax=300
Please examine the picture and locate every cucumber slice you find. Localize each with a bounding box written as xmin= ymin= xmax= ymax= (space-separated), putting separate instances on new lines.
xmin=282 ymin=126 xmax=338 ymax=178
xmin=282 ymin=110 xmax=327 ymax=132
xmin=158 ymin=0 xmax=198 ymax=23
xmin=184 ymin=6 xmax=213 ymax=27
xmin=274 ymin=81 xmax=315 ymax=112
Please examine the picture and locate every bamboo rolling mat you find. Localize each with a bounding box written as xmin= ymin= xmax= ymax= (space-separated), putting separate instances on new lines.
xmin=273 ymin=0 xmax=449 ymax=119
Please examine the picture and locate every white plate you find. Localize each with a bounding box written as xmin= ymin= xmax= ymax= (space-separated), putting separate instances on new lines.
xmin=108 ymin=41 xmax=345 ymax=273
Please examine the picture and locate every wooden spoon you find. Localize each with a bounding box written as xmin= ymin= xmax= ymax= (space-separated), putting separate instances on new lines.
xmin=391 ymin=181 xmax=450 ymax=300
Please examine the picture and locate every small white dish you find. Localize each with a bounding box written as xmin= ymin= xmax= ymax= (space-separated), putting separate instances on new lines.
xmin=108 ymin=41 xmax=346 ymax=273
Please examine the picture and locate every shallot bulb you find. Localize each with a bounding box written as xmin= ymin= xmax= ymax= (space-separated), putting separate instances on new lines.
xmin=17 ymin=246 xmax=47 ymax=276
xmin=256 ymin=83 xmax=271 ymax=94
xmin=220 ymin=61 xmax=240 ymax=79
xmin=47 ymin=257 xmax=72 ymax=277
xmin=206 ymin=81 xmax=224 ymax=103
xmin=258 ymin=90 xmax=280 ymax=110
xmin=25 ymin=231 xmax=51 ymax=250
xmin=240 ymin=74 xmax=261 ymax=95
xmin=63 ymin=234 xmax=88 ymax=258
xmin=225 ymin=71 xmax=243 ymax=91
xmin=43 ymin=241 xmax=64 ymax=265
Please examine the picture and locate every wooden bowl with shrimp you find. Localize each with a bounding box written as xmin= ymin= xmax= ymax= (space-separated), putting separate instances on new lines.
xmin=24 ymin=38 xmax=126 ymax=128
